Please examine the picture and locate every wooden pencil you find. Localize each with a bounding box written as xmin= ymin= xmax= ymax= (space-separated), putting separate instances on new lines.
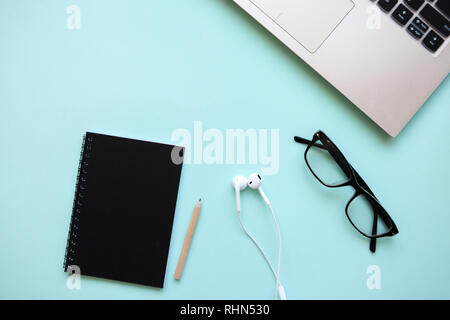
xmin=174 ymin=199 xmax=202 ymax=280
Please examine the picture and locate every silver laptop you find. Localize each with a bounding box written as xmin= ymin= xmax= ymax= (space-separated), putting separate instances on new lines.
xmin=233 ymin=0 xmax=450 ymax=137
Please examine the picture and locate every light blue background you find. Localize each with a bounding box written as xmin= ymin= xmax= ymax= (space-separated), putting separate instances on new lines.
xmin=1 ymin=0 xmax=449 ymax=300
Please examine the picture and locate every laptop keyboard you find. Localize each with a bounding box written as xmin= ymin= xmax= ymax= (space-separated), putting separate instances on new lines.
xmin=372 ymin=0 xmax=449 ymax=53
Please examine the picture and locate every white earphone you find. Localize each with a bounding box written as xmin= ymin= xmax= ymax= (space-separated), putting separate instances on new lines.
xmin=247 ymin=173 xmax=270 ymax=206
xmin=232 ymin=176 xmax=247 ymax=213
xmin=232 ymin=173 xmax=287 ymax=300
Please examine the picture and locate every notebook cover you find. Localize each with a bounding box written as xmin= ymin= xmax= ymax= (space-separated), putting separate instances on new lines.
xmin=63 ymin=132 xmax=184 ymax=288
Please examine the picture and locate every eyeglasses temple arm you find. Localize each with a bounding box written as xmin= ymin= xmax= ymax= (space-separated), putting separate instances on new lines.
xmin=294 ymin=136 xmax=328 ymax=150
xmin=370 ymin=215 xmax=377 ymax=253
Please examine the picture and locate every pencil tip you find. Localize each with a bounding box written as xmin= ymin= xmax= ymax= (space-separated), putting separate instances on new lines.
xmin=199 ymin=198 xmax=202 ymax=202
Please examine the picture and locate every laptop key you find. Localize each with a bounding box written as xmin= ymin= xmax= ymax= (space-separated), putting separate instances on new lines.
xmin=378 ymin=0 xmax=398 ymax=13
xmin=407 ymin=23 xmax=424 ymax=39
xmin=422 ymin=30 xmax=444 ymax=52
xmin=412 ymin=17 xmax=429 ymax=33
xmin=419 ymin=4 xmax=450 ymax=37
xmin=392 ymin=4 xmax=413 ymax=25
xmin=404 ymin=0 xmax=425 ymax=11
xmin=435 ymin=0 xmax=450 ymax=19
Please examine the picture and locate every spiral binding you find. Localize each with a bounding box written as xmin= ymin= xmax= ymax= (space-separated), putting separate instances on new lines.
xmin=63 ymin=134 xmax=93 ymax=271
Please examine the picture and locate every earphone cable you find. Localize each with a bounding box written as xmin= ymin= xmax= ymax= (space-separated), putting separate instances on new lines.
xmin=268 ymin=204 xmax=282 ymax=299
xmin=238 ymin=209 xmax=282 ymax=299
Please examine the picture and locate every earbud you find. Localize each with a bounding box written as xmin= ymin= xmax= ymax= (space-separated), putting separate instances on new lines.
xmin=232 ymin=176 xmax=248 ymax=213
xmin=247 ymin=173 xmax=271 ymax=206
xmin=232 ymin=172 xmax=286 ymax=300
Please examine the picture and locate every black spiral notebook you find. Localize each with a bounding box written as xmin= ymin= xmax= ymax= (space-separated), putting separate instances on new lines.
xmin=63 ymin=132 xmax=184 ymax=288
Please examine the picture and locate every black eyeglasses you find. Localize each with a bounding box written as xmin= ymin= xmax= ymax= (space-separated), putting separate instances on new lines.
xmin=294 ymin=130 xmax=398 ymax=253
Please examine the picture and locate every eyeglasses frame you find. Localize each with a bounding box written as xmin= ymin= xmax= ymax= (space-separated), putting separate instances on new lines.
xmin=295 ymin=130 xmax=399 ymax=253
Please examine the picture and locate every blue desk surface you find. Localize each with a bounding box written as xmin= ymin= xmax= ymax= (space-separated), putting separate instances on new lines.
xmin=1 ymin=1 xmax=449 ymax=299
